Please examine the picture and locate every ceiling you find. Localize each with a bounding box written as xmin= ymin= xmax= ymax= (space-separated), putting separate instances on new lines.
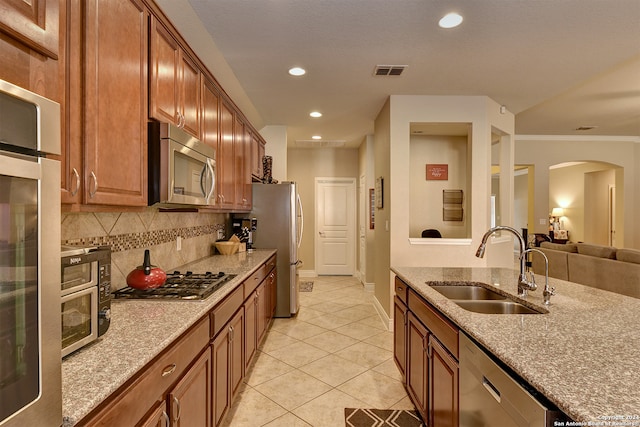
xmin=170 ymin=0 xmax=639 ymax=148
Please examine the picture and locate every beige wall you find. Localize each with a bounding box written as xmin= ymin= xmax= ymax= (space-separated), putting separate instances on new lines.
xmin=409 ymin=135 xmax=469 ymax=238
xmin=287 ymin=147 xmax=360 ymax=274
xmin=373 ymin=95 xmax=515 ymax=319
xmin=359 ymin=135 xmax=376 ymax=286
xmin=515 ymin=136 xmax=639 ymax=248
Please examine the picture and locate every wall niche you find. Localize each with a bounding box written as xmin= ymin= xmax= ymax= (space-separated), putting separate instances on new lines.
xmin=409 ymin=123 xmax=471 ymax=239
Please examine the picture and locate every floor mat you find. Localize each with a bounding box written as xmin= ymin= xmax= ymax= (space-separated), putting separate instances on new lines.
xmin=299 ymin=281 xmax=314 ymax=292
xmin=344 ymin=408 xmax=423 ymax=427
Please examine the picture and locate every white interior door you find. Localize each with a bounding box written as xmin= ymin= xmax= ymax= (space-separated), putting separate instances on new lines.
xmin=315 ymin=178 xmax=356 ymax=275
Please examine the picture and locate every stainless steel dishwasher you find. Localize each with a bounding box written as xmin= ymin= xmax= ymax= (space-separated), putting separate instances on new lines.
xmin=459 ymin=333 xmax=569 ymax=427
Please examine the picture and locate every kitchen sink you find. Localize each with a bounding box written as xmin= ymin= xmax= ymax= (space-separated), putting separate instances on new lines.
xmin=454 ymin=300 xmax=545 ymax=314
xmin=427 ymin=282 xmax=546 ymax=314
xmin=430 ymin=285 xmax=507 ymax=300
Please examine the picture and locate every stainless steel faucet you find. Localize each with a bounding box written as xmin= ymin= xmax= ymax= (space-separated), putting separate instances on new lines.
xmin=476 ymin=225 xmax=534 ymax=297
xmin=520 ymin=248 xmax=555 ymax=305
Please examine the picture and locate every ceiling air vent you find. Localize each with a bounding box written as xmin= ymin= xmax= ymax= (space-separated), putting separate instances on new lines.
xmin=575 ymin=126 xmax=598 ymax=131
xmin=374 ymin=65 xmax=407 ymax=76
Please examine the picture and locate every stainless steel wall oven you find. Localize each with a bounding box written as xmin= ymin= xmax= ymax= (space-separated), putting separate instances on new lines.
xmin=0 ymin=79 xmax=61 ymax=426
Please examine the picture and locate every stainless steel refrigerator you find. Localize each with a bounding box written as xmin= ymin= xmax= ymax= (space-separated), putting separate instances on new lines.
xmin=249 ymin=182 xmax=303 ymax=317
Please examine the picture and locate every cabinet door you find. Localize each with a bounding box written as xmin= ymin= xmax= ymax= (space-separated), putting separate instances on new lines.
xmin=407 ymin=312 xmax=429 ymax=422
xmin=233 ymin=117 xmax=251 ymax=210
xmin=0 ymin=0 xmax=59 ymax=59
xmin=229 ymin=311 xmax=245 ymax=399
xmin=212 ymin=329 xmax=230 ymax=426
xmin=217 ymin=101 xmax=236 ymax=208
xmin=266 ymin=269 xmax=277 ymax=321
xmin=83 ymin=0 xmax=148 ymax=206
xmin=256 ymin=282 xmax=267 ymax=344
xmin=149 ymin=16 xmax=179 ymax=125
xmin=61 ymin=0 xmax=83 ymax=204
xmin=138 ymin=402 xmax=169 ymax=427
xmin=393 ymin=296 xmax=408 ymax=381
xmin=244 ymin=291 xmax=257 ymax=372
xmin=180 ymin=52 xmax=201 ymax=138
xmin=429 ymin=336 xmax=459 ymax=427
xmin=201 ymin=78 xmax=220 ymax=149
xmin=169 ymin=348 xmax=212 ymax=427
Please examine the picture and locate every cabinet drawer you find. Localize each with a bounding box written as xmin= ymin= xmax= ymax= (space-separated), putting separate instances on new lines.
xmin=244 ymin=264 xmax=266 ymax=298
xmin=408 ymin=289 xmax=458 ymax=359
xmin=395 ymin=276 xmax=408 ymax=304
xmin=211 ymin=285 xmax=244 ymax=337
xmin=82 ymin=317 xmax=209 ymax=426
xmin=265 ymin=254 xmax=277 ymax=274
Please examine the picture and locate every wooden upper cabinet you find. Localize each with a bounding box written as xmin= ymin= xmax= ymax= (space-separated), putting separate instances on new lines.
xmin=180 ymin=52 xmax=201 ymax=137
xmin=150 ymin=16 xmax=201 ymax=138
xmin=83 ymin=0 xmax=148 ymax=206
xmin=0 ymin=0 xmax=59 ymax=59
xmin=234 ymin=117 xmax=251 ymax=210
xmin=201 ymin=78 xmax=220 ymax=149
xmin=217 ymin=101 xmax=236 ymax=209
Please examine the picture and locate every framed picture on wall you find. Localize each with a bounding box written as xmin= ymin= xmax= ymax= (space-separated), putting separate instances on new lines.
xmin=369 ymin=188 xmax=375 ymax=229
xmin=375 ymin=177 xmax=383 ymax=209
xmin=426 ymin=164 xmax=448 ymax=180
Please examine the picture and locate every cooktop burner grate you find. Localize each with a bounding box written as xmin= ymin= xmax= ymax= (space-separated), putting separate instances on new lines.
xmin=113 ymin=271 xmax=236 ymax=300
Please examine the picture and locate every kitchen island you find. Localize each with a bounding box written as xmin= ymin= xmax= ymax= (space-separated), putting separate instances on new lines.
xmin=392 ymin=266 xmax=640 ymax=424
xmin=62 ymin=249 xmax=276 ymax=426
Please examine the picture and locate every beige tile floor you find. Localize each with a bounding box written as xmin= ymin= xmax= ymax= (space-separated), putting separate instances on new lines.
xmin=222 ymin=275 xmax=416 ymax=427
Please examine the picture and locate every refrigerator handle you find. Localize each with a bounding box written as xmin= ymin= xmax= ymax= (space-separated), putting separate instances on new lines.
xmin=297 ymin=193 xmax=304 ymax=248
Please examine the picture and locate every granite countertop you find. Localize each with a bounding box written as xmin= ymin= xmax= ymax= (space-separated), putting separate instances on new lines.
xmin=391 ymin=266 xmax=640 ymax=424
xmin=62 ymin=249 xmax=276 ymax=427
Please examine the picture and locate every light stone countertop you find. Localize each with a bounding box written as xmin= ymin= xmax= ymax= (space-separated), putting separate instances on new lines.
xmin=61 ymin=249 xmax=276 ymax=427
xmin=391 ymin=266 xmax=640 ymax=424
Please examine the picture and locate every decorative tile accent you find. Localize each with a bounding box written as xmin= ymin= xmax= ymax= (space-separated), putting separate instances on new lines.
xmin=61 ymin=211 xmax=226 ymax=253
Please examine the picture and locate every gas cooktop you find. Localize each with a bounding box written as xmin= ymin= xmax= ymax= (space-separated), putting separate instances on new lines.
xmin=113 ymin=271 xmax=236 ymax=300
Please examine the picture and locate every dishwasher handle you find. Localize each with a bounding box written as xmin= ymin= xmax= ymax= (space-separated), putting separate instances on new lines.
xmin=482 ymin=376 xmax=501 ymax=403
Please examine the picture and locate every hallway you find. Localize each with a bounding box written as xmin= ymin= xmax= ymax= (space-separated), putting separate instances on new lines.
xmin=222 ymin=276 xmax=415 ymax=426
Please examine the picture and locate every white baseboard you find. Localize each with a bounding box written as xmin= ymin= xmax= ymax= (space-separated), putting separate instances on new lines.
xmin=298 ymin=270 xmax=317 ymax=278
xmin=363 ymin=281 xmax=375 ymax=292
xmin=372 ymin=294 xmax=392 ymax=331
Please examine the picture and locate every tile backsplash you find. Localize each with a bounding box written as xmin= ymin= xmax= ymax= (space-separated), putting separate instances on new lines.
xmin=62 ymin=209 xmax=229 ymax=290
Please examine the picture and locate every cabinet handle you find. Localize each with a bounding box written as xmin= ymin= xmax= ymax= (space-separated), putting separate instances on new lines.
xmin=229 ymin=325 xmax=234 ymax=341
xmin=173 ymin=396 xmax=181 ymax=422
xmin=70 ymin=168 xmax=80 ymax=197
xmin=89 ymin=171 xmax=98 ymax=198
xmin=162 ymin=410 xmax=170 ymax=427
xmin=161 ymin=363 xmax=177 ymax=377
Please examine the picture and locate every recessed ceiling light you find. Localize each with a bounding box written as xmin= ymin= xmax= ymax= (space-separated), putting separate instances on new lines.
xmin=288 ymin=67 xmax=306 ymax=76
xmin=310 ymin=111 xmax=322 ymax=118
xmin=312 ymin=135 xmax=322 ymax=140
xmin=439 ymin=12 xmax=463 ymax=28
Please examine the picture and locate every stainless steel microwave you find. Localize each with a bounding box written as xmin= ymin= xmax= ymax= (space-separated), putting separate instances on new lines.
xmin=148 ymin=122 xmax=216 ymax=207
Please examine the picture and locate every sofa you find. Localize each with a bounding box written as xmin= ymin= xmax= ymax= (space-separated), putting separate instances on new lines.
xmin=531 ymin=242 xmax=640 ymax=299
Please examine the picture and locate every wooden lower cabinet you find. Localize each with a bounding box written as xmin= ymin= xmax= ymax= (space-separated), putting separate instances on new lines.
xmin=168 ymin=349 xmax=212 ymax=427
xmin=429 ymin=336 xmax=459 ymax=427
xmin=138 ymin=402 xmax=168 ymax=427
xmin=79 ymin=318 xmax=210 ymax=426
xmin=212 ymin=309 xmax=244 ymax=427
xmin=407 ymin=312 xmax=429 ymax=421
xmin=80 ymin=258 xmax=276 ymax=427
xmin=396 ymin=280 xmax=460 ymax=427
xmin=393 ymin=296 xmax=408 ymax=380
